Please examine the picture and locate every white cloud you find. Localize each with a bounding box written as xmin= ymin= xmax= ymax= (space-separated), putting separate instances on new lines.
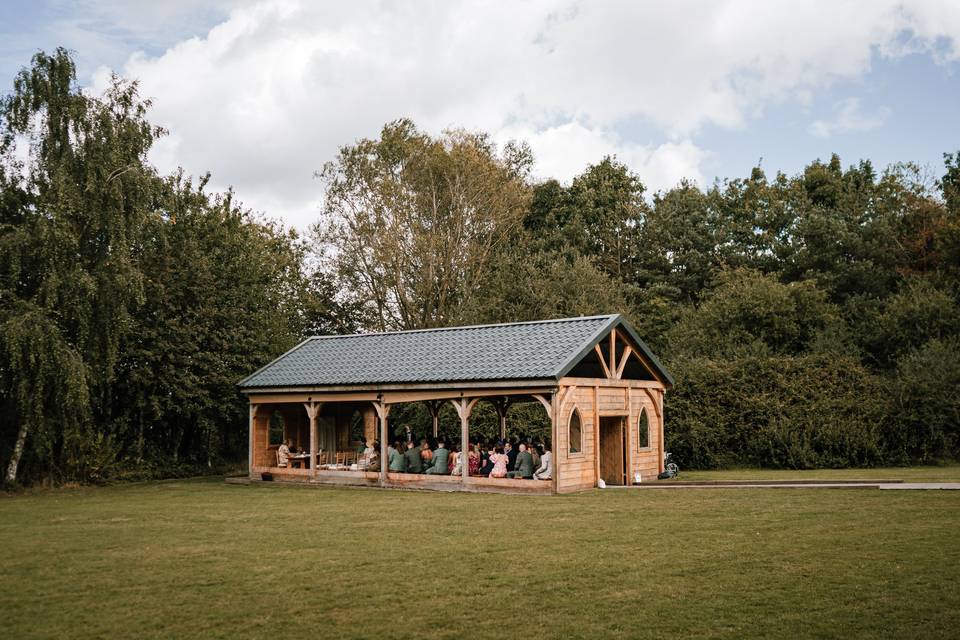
xmin=80 ymin=0 xmax=960 ymax=228
xmin=497 ymin=122 xmax=706 ymax=191
xmin=808 ymin=97 xmax=891 ymax=138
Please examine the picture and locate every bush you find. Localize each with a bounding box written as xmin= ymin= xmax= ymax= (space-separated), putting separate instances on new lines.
xmin=886 ymin=338 xmax=960 ymax=463
xmin=665 ymin=354 xmax=888 ymax=469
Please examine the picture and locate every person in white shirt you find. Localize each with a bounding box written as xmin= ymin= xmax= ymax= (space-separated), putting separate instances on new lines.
xmin=277 ymin=439 xmax=292 ymax=468
xmin=534 ymin=444 xmax=553 ymax=480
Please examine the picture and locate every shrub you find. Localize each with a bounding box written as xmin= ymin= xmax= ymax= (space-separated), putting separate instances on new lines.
xmin=665 ymin=354 xmax=888 ymax=469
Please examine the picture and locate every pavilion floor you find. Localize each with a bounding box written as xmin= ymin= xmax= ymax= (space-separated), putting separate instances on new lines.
xmin=250 ymin=466 xmax=553 ymax=495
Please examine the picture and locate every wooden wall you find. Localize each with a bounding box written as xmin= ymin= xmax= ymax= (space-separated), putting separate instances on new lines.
xmin=555 ymin=386 xmax=597 ymax=493
xmin=556 ymin=381 xmax=665 ymax=492
xmin=628 ymin=387 xmax=663 ymax=482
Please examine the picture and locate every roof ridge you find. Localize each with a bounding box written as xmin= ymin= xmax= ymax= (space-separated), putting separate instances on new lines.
xmin=305 ymin=314 xmax=616 ymax=341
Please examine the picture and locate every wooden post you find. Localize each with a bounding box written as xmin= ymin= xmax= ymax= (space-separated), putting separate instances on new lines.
xmin=550 ymin=391 xmax=558 ymax=495
xmin=426 ymin=400 xmax=440 ymax=438
xmin=248 ymin=403 xmax=258 ymax=479
xmin=493 ymin=398 xmax=508 ymax=440
xmin=658 ymin=390 xmax=666 ymax=474
xmin=450 ymin=397 xmax=479 ymax=483
xmin=625 ymin=386 xmax=632 ymax=485
xmin=304 ymin=401 xmax=321 ymax=479
xmin=373 ymin=401 xmax=390 ymax=485
xmin=593 ymin=385 xmax=600 ymax=487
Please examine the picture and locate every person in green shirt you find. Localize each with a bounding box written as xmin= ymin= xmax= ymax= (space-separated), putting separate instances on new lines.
xmin=388 ymin=440 xmax=406 ymax=472
xmin=403 ymin=440 xmax=423 ymax=473
xmin=425 ymin=441 xmax=449 ymax=474
xmin=508 ymin=443 xmax=534 ymax=479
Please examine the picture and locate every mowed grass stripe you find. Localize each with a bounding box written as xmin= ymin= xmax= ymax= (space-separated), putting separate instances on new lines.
xmin=1 ymin=478 xmax=957 ymax=639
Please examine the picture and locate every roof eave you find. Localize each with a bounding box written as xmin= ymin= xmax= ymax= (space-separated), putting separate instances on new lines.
xmin=239 ymin=378 xmax=560 ymax=395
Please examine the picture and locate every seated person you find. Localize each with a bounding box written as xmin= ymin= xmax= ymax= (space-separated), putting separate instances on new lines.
xmin=367 ymin=448 xmax=381 ymax=472
xmin=420 ymin=440 xmax=433 ymax=467
xmin=361 ymin=439 xmax=375 ymax=465
xmin=425 ymin=440 xmax=449 ymax=474
xmin=534 ymin=444 xmax=553 ymax=480
xmin=403 ymin=440 xmax=423 ymax=473
xmin=507 ymin=443 xmax=534 ymax=479
xmin=468 ymin=445 xmax=480 ymax=476
xmin=447 ymin=445 xmax=463 ymax=476
xmin=277 ymin=439 xmax=292 ymax=468
xmin=478 ymin=445 xmax=494 ymax=477
xmin=388 ymin=440 xmax=406 ymax=472
xmin=489 ymin=445 xmax=509 ymax=478
xmin=505 ymin=441 xmax=518 ymax=473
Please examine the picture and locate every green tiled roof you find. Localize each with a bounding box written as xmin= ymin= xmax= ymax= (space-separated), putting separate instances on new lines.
xmin=238 ymin=314 xmax=672 ymax=389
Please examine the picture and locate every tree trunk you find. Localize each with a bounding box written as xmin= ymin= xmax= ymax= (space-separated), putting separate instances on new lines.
xmin=5 ymin=422 xmax=29 ymax=484
xmin=136 ymin=413 xmax=145 ymax=464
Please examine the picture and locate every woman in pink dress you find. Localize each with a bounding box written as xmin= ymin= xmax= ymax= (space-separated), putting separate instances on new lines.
xmin=468 ymin=444 xmax=480 ymax=476
xmin=489 ymin=445 xmax=509 ymax=478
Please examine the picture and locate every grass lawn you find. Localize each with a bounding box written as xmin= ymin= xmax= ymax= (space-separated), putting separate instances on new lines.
xmin=2 ymin=478 xmax=958 ymax=639
xmin=675 ymin=464 xmax=960 ymax=483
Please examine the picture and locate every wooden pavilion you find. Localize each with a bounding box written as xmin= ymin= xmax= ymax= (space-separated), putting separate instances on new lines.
xmin=238 ymin=314 xmax=673 ymax=494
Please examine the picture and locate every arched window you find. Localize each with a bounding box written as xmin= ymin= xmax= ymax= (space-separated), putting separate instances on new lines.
xmin=637 ymin=407 xmax=649 ymax=449
xmin=568 ymin=408 xmax=582 ymax=454
xmin=269 ymin=410 xmax=286 ymax=445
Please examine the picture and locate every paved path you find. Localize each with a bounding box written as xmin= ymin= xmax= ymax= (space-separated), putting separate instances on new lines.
xmin=621 ymin=482 xmax=960 ymax=490
xmin=877 ymin=483 xmax=960 ymax=490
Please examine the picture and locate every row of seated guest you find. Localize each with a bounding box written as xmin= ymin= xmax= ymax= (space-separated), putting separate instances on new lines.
xmin=381 ymin=436 xmax=552 ymax=480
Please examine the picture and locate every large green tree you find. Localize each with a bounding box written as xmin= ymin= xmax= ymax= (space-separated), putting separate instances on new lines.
xmin=1 ymin=49 xmax=334 ymax=484
xmin=314 ymin=120 xmax=532 ymax=331
xmin=0 ymin=49 xmax=160 ymax=482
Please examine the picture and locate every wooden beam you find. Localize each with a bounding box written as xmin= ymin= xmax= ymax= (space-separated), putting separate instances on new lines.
xmin=425 ymin=400 xmax=441 ymax=437
xmin=492 ymin=398 xmax=509 ymax=439
xmin=609 ymin=329 xmax=617 ymax=375
xmin=304 ymin=401 xmax=322 ymax=479
xmin=242 ymin=378 xmax=558 ymax=396
xmin=559 ymin=377 xmax=665 ymax=390
xmin=614 ymin=346 xmax=633 ymax=380
xmin=658 ymin=390 xmax=665 ymax=474
xmin=593 ymin=385 xmax=600 ymax=488
xmin=557 ymin=385 xmax=577 ymax=418
xmin=594 ymin=345 xmax=613 ymax=379
xmin=531 ymin=393 xmax=553 ymax=420
xmin=372 ymin=401 xmax=391 ymax=485
xmin=383 ymin=387 xmax=555 ymax=404
xmin=248 ymin=403 xmax=258 ymax=479
xmin=450 ymin=398 xmax=479 ymax=483
xmin=642 ymin=388 xmax=662 ymax=420
xmin=625 ymin=386 xmax=632 ymax=485
xmin=551 ymin=392 xmax=559 ymax=495
xmin=248 ymin=387 xmax=558 ymax=407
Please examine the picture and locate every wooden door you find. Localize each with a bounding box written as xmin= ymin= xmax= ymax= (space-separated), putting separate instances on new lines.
xmin=599 ymin=416 xmax=625 ymax=485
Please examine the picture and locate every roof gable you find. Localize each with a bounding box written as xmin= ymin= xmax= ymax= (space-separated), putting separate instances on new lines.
xmin=238 ymin=314 xmax=672 ymax=389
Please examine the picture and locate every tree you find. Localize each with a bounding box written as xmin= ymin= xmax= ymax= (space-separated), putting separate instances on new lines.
xmin=313 ymin=120 xmax=532 ymax=331
xmin=664 ymin=269 xmax=839 ymax=359
xmin=1 ymin=49 xmax=333 ymax=484
xmin=0 ymin=49 xmax=160 ymax=482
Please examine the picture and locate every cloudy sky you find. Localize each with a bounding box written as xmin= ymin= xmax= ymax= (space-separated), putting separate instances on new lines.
xmin=2 ymin=0 xmax=959 ymax=228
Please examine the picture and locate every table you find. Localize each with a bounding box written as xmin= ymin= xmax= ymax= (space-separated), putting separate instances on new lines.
xmin=287 ymin=453 xmax=311 ymax=469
